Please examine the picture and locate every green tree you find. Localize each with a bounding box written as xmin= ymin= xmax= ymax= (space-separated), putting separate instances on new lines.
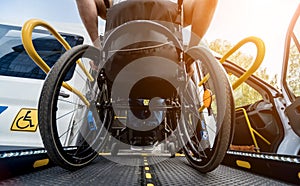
xmin=286 ymin=43 xmax=300 ymax=97
xmin=208 ymin=39 xmax=279 ymax=107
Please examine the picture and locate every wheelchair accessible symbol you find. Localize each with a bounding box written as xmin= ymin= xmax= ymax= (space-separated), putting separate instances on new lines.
xmin=11 ymin=108 xmax=38 ymax=132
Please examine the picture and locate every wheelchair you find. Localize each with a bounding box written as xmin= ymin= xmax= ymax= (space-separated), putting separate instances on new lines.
xmin=37 ymin=0 xmax=234 ymax=172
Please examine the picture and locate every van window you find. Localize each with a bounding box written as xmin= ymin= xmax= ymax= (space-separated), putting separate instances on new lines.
xmin=0 ymin=24 xmax=84 ymax=80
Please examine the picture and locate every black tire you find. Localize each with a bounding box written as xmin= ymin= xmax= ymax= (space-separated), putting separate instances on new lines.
xmin=39 ymin=45 xmax=113 ymax=170
xmin=178 ymin=46 xmax=234 ymax=173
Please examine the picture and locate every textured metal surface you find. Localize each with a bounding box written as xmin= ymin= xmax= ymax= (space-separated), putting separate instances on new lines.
xmin=148 ymin=156 xmax=292 ymax=186
xmin=0 ymin=156 xmax=292 ymax=186
xmin=0 ymin=156 xmax=141 ymax=186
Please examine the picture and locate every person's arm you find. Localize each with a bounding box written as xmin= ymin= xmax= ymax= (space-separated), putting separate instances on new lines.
xmin=76 ymin=0 xmax=107 ymax=47
xmin=184 ymin=0 xmax=218 ymax=47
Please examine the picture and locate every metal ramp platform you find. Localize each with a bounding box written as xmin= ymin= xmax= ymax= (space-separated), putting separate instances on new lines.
xmin=0 ymin=155 xmax=292 ymax=186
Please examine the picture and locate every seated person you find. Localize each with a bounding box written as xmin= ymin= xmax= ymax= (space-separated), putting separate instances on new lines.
xmin=76 ymin=0 xmax=218 ymax=48
xmin=76 ymin=0 xmax=215 ymax=146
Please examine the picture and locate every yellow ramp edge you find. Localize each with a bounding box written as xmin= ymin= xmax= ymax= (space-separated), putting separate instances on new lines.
xmin=147 ymin=184 xmax=154 ymax=186
xmin=236 ymin=160 xmax=251 ymax=169
xmin=33 ymin=159 xmax=49 ymax=168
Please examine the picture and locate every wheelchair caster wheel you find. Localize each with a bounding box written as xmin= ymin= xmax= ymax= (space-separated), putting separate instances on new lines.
xmin=168 ymin=142 xmax=176 ymax=158
xmin=111 ymin=142 xmax=119 ymax=156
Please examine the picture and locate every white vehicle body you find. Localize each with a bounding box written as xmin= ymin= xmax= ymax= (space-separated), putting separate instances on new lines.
xmin=0 ymin=24 xmax=85 ymax=150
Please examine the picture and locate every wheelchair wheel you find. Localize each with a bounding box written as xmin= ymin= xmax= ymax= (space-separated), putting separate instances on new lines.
xmin=38 ymin=45 xmax=113 ymax=170
xmin=178 ymin=46 xmax=234 ymax=173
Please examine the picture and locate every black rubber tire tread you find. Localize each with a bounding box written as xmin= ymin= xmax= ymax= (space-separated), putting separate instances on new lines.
xmin=39 ymin=44 xmax=101 ymax=171
xmin=182 ymin=46 xmax=234 ymax=173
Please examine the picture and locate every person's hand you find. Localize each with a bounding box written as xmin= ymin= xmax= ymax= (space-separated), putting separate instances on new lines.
xmin=184 ymin=53 xmax=195 ymax=77
xmin=89 ymin=60 xmax=98 ymax=71
xmin=186 ymin=63 xmax=194 ymax=77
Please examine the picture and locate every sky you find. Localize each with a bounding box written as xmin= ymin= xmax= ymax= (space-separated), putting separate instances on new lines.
xmin=206 ymin=0 xmax=299 ymax=77
xmin=0 ymin=0 xmax=299 ymax=79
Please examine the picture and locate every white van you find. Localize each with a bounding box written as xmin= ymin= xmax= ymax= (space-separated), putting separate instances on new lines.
xmin=0 ymin=24 xmax=84 ymax=150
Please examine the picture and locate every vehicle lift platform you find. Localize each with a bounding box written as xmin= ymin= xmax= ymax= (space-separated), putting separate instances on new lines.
xmin=0 ymin=149 xmax=298 ymax=185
